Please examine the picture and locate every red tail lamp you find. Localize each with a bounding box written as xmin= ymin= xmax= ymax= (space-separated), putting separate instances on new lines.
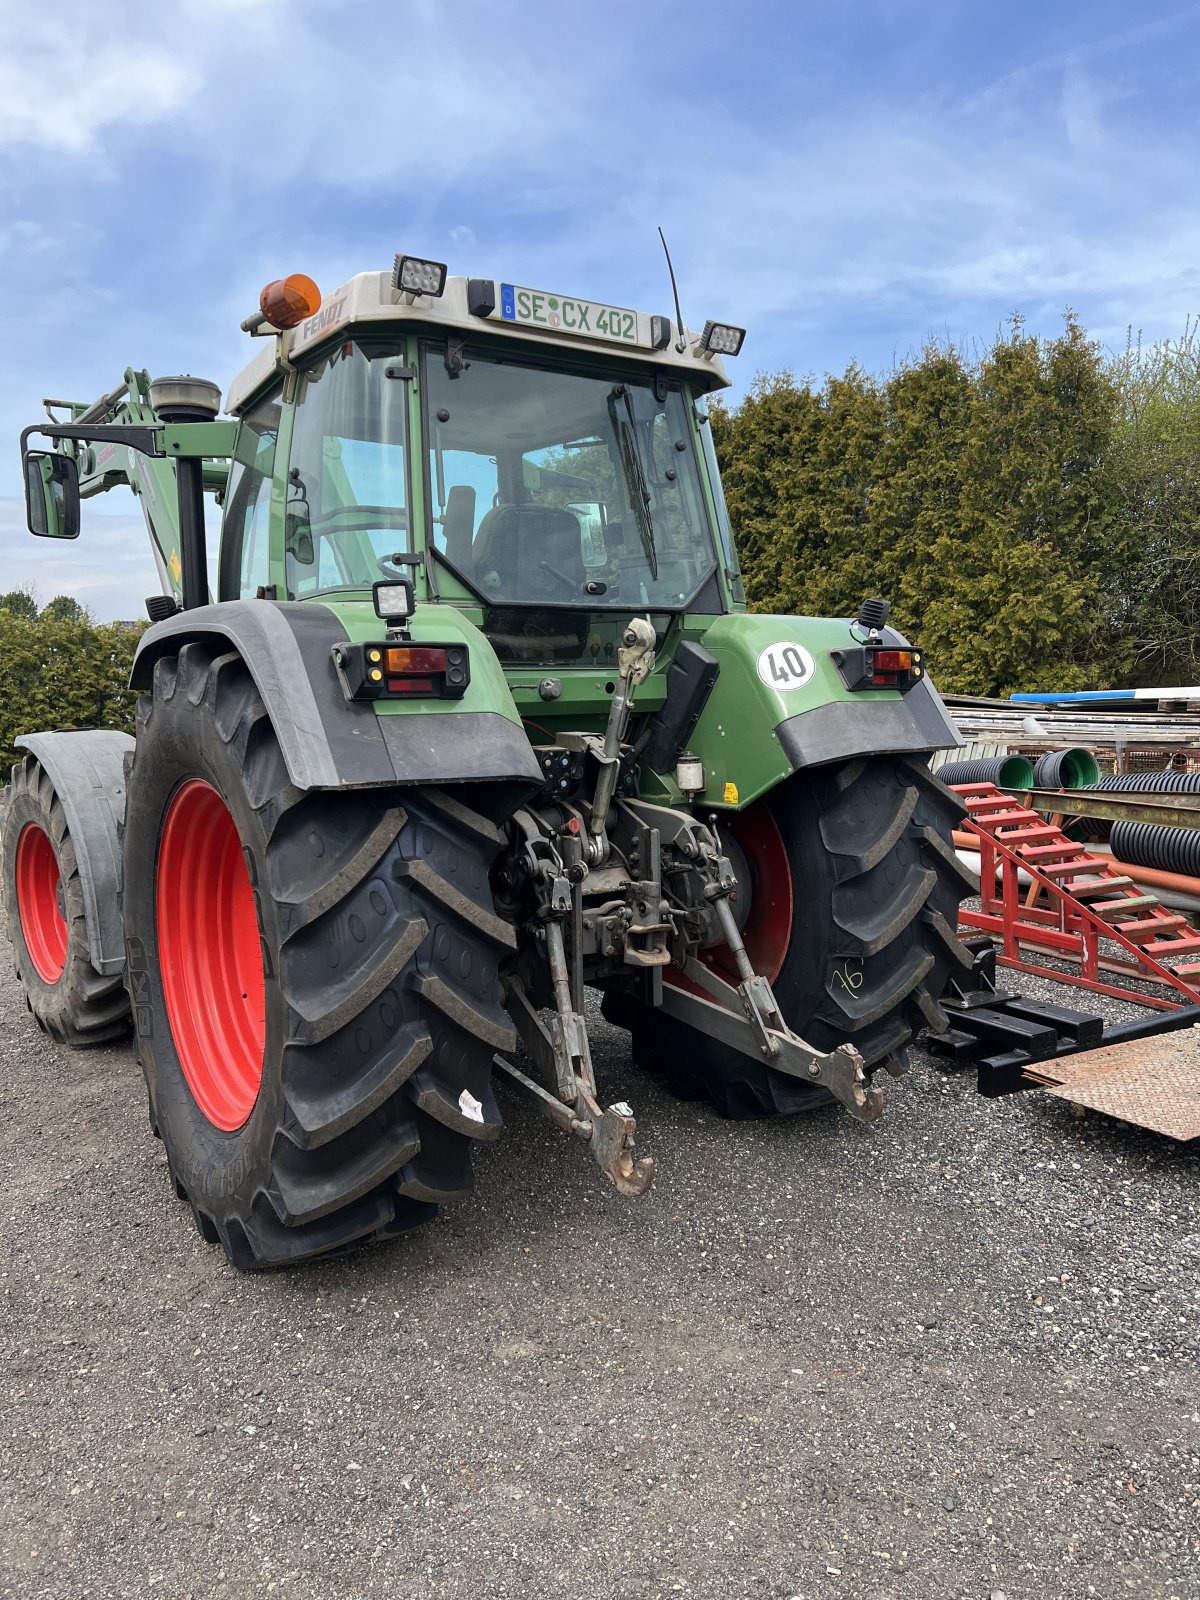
xmin=332 ymin=640 xmax=471 ymax=700
xmin=384 ymin=646 xmax=448 ymax=675
xmin=831 ymin=644 xmax=925 ymax=693
xmin=258 ymin=274 xmax=322 ymax=331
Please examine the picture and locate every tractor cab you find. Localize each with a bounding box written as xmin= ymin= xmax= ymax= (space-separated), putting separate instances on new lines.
xmin=220 ymin=261 xmax=747 ymax=667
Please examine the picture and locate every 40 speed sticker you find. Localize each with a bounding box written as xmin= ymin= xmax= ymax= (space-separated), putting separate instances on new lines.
xmin=756 ymin=640 xmax=816 ymax=691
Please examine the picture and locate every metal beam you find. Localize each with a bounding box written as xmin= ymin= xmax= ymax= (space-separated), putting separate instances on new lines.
xmin=1025 ymin=789 xmax=1200 ymax=830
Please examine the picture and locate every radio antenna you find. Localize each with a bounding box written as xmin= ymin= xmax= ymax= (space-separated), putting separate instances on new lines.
xmin=657 ymin=227 xmax=688 ymax=354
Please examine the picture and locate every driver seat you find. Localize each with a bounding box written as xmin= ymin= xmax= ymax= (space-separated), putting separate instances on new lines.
xmin=472 ymin=504 xmax=585 ymax=600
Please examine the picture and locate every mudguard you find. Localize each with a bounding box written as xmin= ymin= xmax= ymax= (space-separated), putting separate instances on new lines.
xmin=130 ymin=600 xmax=543 ymax=792
xmin=687 ymin=613 xmax=963 ymax=809
xmin=13 ymin=730 xmax=133 ymax=976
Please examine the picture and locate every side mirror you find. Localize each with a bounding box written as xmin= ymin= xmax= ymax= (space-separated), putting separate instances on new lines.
xmin=566 ymin=501 xmax=608 ymax=569
xmin=24 ymin=450 xmax=80 ymax=539
xmin=284 ymin=507 xmax=315 ymax=567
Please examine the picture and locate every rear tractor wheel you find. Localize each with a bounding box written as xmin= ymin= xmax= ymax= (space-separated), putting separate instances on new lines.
xmin=123 ymin=642 xmax=516 ymax=1269
xmin=605 ymin=754 xmax=974 ymax=1117
xmin=2 ymin=754 xmax=131 ymax=1045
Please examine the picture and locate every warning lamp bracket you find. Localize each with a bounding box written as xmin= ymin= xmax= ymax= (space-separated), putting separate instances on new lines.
xmin=331 ymin=640 xmax=471 ymax=703
xmin=830 ymin=644 xmax=924 ymax=694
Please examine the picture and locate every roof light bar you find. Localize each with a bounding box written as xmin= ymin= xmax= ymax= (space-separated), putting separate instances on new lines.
xmin=698 ymin=320 xmax=746 ymax=358
xmin=393 ymin=255 xmax=447 ymax=299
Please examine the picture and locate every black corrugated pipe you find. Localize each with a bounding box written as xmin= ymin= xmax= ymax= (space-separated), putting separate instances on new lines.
xmin=1032 ymin=748 xmax=1100 ymax=789
xmin=1094 ymin=771 xmax=1200 ymax=792
xmin=1110 ymin=821 xmax=1200 ymax=877
xmin=937 ymin=755 xmax=1034 ymax=790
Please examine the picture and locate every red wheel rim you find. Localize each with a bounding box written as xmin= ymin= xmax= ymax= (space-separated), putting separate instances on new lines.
xmin=15 ymin=823 xmax=68 ymax=983
xmin=156 ymin=780 xmax=265 ymax=1130
xmin=703 ymin=800 xmax=793 ymax=985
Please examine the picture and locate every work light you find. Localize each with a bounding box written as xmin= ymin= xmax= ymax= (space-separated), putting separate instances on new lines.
xmin=372 ymin=578 xmax=415 ymax=622
xmin=698 ymin=320 xmax=746 ymax=357
xmin=392 ymin=255 xmax=448 ymax=298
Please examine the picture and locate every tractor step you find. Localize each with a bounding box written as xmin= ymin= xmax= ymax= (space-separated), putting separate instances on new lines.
xmin=1020 ymin=842 xmax=1088 ymax=860
xmin=968 ymin=794 xmax=1023 ymax=814
xmin=1063 ymin=876 xmax=1135 ymax=896
xmin=1091 ymin=895 xmax=1163 ymax=920
xmin=1145 ymin=935 xmax=1200 ymax=958
xmin=1109 ymin=914 xmax=1188 ymax=941
xmin=971 ymin=807 xmax=1044 ymax=830
xmin=1035 ymin=857 xmax=1111 ymax=878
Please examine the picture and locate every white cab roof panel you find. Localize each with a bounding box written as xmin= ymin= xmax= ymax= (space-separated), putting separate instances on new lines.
xmin=226 ymin=270 xmax=732 ymax=413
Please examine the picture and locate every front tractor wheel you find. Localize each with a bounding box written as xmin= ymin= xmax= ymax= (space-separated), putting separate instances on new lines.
xmin=2 ymin=755 xmax=131 ymax=1045
xmin=123 ymin=643 xmax=516 ymax=1269
xmin=606 ymin=754 xmax=974 ymax=1117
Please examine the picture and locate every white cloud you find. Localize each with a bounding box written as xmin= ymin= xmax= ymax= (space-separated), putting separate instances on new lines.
xmin=0 ymin=15 xmax=198 ymax=152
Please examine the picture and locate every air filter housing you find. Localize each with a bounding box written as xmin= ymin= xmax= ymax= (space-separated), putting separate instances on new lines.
xmin=150 ymin=376 xmax=222 ymax=423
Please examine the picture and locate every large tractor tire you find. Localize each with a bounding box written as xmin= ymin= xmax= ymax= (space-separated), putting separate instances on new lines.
xmin=605 ymin=754 xmax=974 ymax=1117
xmin=2 ymin=753 xmax=131 ymax=1045
xmin=122 ymin=643 xmax=516 ymax=1269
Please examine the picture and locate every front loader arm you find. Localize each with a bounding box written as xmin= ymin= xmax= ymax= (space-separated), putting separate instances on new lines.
xmin=33 ymin=368 xmax=234 ymax=608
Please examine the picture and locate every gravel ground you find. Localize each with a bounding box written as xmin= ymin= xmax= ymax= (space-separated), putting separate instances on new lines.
xmin=0 ymin=941 xmax=1196 ymax=1600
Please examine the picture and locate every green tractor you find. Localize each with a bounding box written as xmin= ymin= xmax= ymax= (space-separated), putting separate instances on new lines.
xmin=7 ymin=255 xmax=971 ymax=1267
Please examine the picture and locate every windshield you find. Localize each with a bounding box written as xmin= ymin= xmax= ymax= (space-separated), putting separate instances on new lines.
xmin=423 ymin=344 xmax=718 ymax=610
xmin=284 ymin=338 xmax=412 ymax=599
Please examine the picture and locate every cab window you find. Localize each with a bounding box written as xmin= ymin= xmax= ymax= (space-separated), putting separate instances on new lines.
xmin=219 ymin=387 xmax=281 ymax=600
xmin=284 ymin=339 xmax=410 ymax=598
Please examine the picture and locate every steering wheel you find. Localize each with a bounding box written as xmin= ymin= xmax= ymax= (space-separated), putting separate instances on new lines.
xmin=310 ymin=505 xmax=409 ymax=533
xmin=539 ymin=560 xmax=580 ymax=596
xmin=377 ymin=552 xmax=419 ymax=580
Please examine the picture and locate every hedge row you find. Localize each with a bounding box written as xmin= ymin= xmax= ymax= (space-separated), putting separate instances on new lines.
xmin=0 ymin=612 xmax=144 ymax=774
xmin=710 ymin=316 xmax=1200 ymax=695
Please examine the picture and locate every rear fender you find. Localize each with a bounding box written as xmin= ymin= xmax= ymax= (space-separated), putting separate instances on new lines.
xmin=686 ymin=613 xmax=962 ymax=809
xmin=130 ymin=600 xmax=542 ymax=792
xmin=13 ymin=730 xmax=134 ymax=976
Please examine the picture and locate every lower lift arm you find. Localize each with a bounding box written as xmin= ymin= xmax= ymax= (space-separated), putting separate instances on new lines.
xmin=492 ymin=616 xmax=883 ymax=1201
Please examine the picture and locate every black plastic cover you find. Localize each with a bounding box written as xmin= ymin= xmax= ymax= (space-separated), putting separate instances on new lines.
xmin=467 ymin=279 xmax=496 ymax=318
xmin=638 ymin=640 xmax=720 ymax=773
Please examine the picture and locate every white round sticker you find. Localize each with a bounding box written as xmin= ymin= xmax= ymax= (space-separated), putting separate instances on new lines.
xmin=756 ymin=640 xmax=816 ymax=691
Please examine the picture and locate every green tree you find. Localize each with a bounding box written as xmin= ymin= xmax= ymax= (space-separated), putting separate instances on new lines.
xmin=934 ymin=314 xmax=1119 ymax=695
xmin=710 ymin=373 xmax=825 ymax=613
xmin=1108 ymin=324 xmax=1200 ymax=683
xmin=40 ymin=594 xmax=91 ymax=624
xmin=783 ymin=364 xmax=886 ymax=619
xmin=0 ymin=587 xmax=39 ymax=620
xmin=867 ymin=345 xmax=972 ymax=648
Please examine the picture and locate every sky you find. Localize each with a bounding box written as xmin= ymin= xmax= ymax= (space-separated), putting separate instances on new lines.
xmin=2 ymin=0 xmax=1199 ymax=620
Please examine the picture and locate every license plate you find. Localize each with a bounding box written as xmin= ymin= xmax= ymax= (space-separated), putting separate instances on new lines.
xmin=499 ymin=283 xmax=640 ymax=345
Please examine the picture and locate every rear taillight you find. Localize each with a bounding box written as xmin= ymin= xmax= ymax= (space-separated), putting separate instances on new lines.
xmin=831 ymin=645 xmax=925 ymax=693
xmin=332 ymin=640 xmax=471 ymax=701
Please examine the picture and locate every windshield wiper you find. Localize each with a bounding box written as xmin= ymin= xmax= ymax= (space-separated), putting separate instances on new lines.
xmin=607 ymin=384 xmax=657 ymax=580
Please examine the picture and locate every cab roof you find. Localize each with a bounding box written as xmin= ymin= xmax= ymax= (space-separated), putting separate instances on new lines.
xmin=226 ymin=270 xmax=734 ymax=414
